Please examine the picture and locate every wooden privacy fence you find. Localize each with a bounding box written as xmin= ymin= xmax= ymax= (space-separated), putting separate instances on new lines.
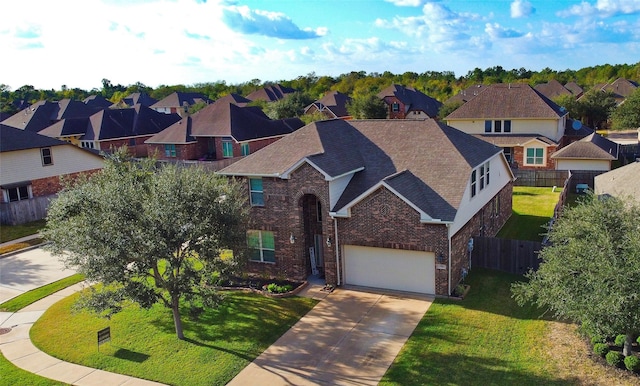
xmin=513 ymin=170 xmax=569 ymax=187
xmin=0 ymin=195 xmax=53 ymax=225
xmin=471 ymin=237 xmax=542 ymax=275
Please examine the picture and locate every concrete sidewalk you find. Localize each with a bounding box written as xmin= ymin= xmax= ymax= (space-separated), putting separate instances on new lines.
xmin=0 ymin=282 xmax=165 ymax=386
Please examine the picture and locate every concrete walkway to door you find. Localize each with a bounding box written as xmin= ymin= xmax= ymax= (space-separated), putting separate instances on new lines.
xmin=228 ymin=288 xmax=433 ymax=386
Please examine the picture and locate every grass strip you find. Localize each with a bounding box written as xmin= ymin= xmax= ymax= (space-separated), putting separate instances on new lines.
xmin=0 ymin=238 xmax=45 ymax=255
xmin=497 ymin=186 xmax=561 ymax=241
xmin=0 ymin=274 xmax=85 ymax=312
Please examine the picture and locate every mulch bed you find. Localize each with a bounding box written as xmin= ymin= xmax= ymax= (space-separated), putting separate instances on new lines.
xmin=218 ymin=276 xmax=306 ymax=297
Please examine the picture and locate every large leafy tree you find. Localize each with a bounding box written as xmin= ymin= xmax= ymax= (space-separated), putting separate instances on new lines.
xmin=346 ymin=93 xmax=387 ymax=119
xmin=577 ymin=90 xmax=617 ymax=129
xmin=512 ymin=194 xmax=640 ymax=356
xmin=611 ymin=87 xmax=640 ymax=130
xmin=43 ymin=149 xmax=248 ymax=339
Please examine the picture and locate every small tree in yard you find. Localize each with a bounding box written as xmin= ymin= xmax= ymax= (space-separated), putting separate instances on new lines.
xmin=512 ymin=194 xmax=640 ymax=357
xmin=43 ymin=148 xmax=248 ymax=339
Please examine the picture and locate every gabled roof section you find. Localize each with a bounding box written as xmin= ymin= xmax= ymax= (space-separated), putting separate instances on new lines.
xmin=1 ymin=99 xmax=101 ymax=132
xmin=1 ymin=124 xmax=69 ymax=152
xmin=602 ymin=78 xmax=638 ymax=101
xmin=534 ymin=79 xmax=572 ymax=100
xmin=150 ymin=92 xmax=211 ymax=109
xmin=564 ymin=81 xmax=583 ymax=96
xmin=445 ymin=84 xmax=487 ymax=105
xmin=446 ymin=84 xmax=567 ymax=120
xmin=38 ymin=118 xmax=89 ymax=138
xmin=215 ymin=93 xmax=252 ymax=106
xmin=305 ymin=91 xmax=352 ymax=118
xmin=150 ymin=100 xmax=303 ymax=144
xmin=145 ymin=117 xmax=196 ymax=145
xmin=246 ymin=84 xmax=296 ymax=102
xmin=80 ymin=104 xmax=181 ymax=141
xmin=551 ymin=133 xmax=618 ymax=160
xmin=220 ymin=119 xmax=502 ymax=221
xmin=118 ymin=92 xmax=158 ymax=108
xmin=83 ymin=95 xmax=113 ymax=108
xmin=377 ymin=84 xmax=442 ymax=117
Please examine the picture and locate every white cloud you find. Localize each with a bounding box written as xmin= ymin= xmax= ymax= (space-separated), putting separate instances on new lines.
xmin=384 ymin=0 xmax=426 ymax=6
xmin=221 ymin=4 xmax=327 ymax=39
xmin=558 ymin=0 xmax=640 ymax=18
xmin=375 ymin=1 xmax=476 ymax=47
xmin=510 ymin=0 xmax=535 ymax=18
xmin=485 ymin=23 xmax=524 ymax=39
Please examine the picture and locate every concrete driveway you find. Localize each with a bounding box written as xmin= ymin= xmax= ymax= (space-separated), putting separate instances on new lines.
xmin=228 ymin=288 xmax=433 ymax=386
xmin=0 ymin=247 xmax=76 ymax=304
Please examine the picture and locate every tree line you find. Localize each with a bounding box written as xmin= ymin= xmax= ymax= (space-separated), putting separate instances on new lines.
xmin=2 ymin=62 xmax=639 ymax=129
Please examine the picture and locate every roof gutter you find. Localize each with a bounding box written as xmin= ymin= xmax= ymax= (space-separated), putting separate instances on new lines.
xmin=215 ymin=171 xmax=281 ymax=178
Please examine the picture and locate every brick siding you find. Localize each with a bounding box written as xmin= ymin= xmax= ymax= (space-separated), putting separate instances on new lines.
xmin=30 ymin=169 xmax=101 ymax=198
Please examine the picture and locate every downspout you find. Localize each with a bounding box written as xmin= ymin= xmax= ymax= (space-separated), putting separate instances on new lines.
xmin=333 ymin=216 xmax=341 ymax=285
xmin=447 ymin=223 xmax=452 ymax=296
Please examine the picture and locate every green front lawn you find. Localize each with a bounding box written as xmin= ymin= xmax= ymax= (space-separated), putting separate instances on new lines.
xmin=0 ymin=219 xmax=46 ymax=243
xmin=381 ymin=268 xmax=565 ymax=385
xmin=497 ymin=186 xmax=561 ymax=241
xmin=31 ymin=291 xmax=317 ymax=386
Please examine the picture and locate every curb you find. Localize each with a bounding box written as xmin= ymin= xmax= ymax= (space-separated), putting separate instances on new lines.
xmin=0 ymin=242 xmax=49 ymax=259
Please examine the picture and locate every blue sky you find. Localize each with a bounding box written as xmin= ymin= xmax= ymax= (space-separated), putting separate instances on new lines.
xmin=2 ymin=0 xmax=639 ymax=91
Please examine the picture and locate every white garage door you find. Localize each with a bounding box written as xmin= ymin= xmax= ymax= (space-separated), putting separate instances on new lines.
xmin=343 ymin=245 xmax=435 ymax=294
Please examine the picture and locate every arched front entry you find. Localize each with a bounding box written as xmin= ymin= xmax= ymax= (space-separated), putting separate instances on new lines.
xmin=299 ymin=194 xmax=325 ymax=279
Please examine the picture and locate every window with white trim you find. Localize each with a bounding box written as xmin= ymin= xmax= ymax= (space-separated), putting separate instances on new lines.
xmin=471 ymin=170 xmax=477 ymax=197
xmin=392 ymin=102 xmax=400 ymax=112
xmin=2 ymin=184 xmax=32 ymax=202
xmin=81 ymin=141 xmax=95 ymax=149
xmin=249 ymin=178 xmax=264 ymax=206
xmin=241 ymin=143 xmax=250 ymax=156
xmin=247 ymin=230 xmax=275 ymax=263
xmin=41 ymin=148 xmax=53 ymax=166
xmin=222 ymin=138 xmax=233 ymax=158
xmin=525 ymin=147 xmax=545 ymax=165
xmin=484 ymin=120 xmax=512 ymax=133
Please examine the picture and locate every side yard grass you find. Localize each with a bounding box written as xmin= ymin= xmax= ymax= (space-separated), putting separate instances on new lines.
xmin=30 ymin=291 xmax=317 ymax=386
xmin=382 ymin=268 xmax=639 ymax=385
xmin=497 ymin=186 xmax=561 ymax=241
xmin=0 ymin=219 xmax=46 ymax=243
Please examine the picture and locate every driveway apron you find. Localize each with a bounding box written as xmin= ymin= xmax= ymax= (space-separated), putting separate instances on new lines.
xmin=228 ymin=288 xmax=433 ymax=386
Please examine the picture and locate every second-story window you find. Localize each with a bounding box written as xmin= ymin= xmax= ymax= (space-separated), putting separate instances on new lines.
xmin=241 ymin=143 xmax=250 ymax=156
xmin=222 ymin=138 xmax=234 ymax=158
xmin=41 ymin=148 xmax=53 ymax=166
xmin=392 ymin=102 xmax=400 ymax=112
xmin=164 ymin=144 xmax=176 ymax=157
xmin=249 ymin=178 xmax=264 ymax=206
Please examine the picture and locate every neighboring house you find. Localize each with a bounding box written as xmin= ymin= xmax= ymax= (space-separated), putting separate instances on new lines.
xmin=551 ymin=133 xmax=619 ymax=171
xmin=0 ymin=124 xmax=104 ymax=224
xmin=564 ymin=81 xmax=584 ymax=97
xmin=38 ymin=104 xmax=181 ymax=157
xmin=534 ymin=79 xmax=573 ymax=100
xmin=146 ymin=95 xmax=304 ymax=162
xmin=246 ymin=84 xmax=296 ymax=102
xmin=150 ymin=92 xmax=212 ymax=115
xmin=600 ymin=78 xmax=639 ymax=105
xmin=444 ymin=84 xmax=487 ymax=105
xmin=377 ymin=84 xmax=442 ymax=119
xmin=112 ymin=92 xmax=158 ymax=108
xmin=304 ymin=91 xmax=352 ymax=119
xmin=594 ymin=162 xmax=640 ymax=204
xmin=446 ymin=84 xmax=569 ymax=170
xmin=218 ymin=119 xmax=515 ymax=296
xmin=1 ymin=99 xmax=103 ymax=133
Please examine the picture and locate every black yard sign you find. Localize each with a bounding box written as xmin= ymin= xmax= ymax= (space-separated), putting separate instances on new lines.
xmin=97 ymin=327 xmax=111 ymax=351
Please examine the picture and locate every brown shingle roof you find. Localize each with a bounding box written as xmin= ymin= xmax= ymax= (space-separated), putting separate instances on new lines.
xmin=305 ymin=91 xmax=352 ymax=118
xmin=150 ymin=92 xmax=211 ymax=109
xmin=594 ymin=162 xmax=640 ymax=202
xmin=444 ymin=84 xmax=487 ymax=105
xmin=377 ymin=84 xmax=442 ymax=117
xmin=473 ymin=134 xmax=557 ymax=147
xmin=564 ymin=81 xmax=583 ymax=96
xmin=445 ymin=84 xmax=566 ymax=120
xmin=246 ymin=84 xmax=296 ymax=102
xmin=534 ymin=79 xmax=572 ymax=100
xmin=219 ymin=119 xmax=502 ymax=221
xmin=551 ymin=133 xmax=618 ymax=160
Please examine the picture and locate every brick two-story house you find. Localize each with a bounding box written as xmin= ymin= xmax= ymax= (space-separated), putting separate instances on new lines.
xmin=218 ymin=119 xmax=514 ymax=296
xmin=377 ymin=84 xmax=442 ymax=119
